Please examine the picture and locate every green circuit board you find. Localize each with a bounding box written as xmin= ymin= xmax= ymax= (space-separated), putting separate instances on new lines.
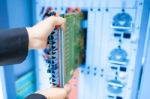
xmin=62 ymin=12 xmax=85 ymax=84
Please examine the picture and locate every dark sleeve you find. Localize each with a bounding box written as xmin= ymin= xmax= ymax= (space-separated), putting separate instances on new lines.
xmin=0 ymin=28 xmax=29 ymax=65
xmin=25 ymin=93 xmax=47 ymax=99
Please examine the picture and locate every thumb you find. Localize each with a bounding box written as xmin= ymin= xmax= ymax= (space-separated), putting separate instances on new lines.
xmin=47 ymin=16 xmax=66 ymax=32
xmin=46 ymin=16 xmax=66 ymax=27
xmin=64 ymin=85 xmax=71 ymax=95
xmin=63 ymin=85 xmax=71 ymax=99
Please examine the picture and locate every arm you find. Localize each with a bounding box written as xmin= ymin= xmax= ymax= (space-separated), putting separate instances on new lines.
xmin=0 ymin=16 xmax=69 ymax=99
xmin=0 ymin=16 xmax=65 ymax=66
xmin=0 ymin=28 xmax=28 ymax=65
xmin=25 ymin=16 xmax=70 ymax=99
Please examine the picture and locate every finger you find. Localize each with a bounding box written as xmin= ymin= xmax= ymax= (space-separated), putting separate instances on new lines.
xmin=51 ymin=88 xmax=67 ymax=99
xmin=64 ymin=85 xmax=71 ymax=95
xmin=63 ymin=85 xmax=71 ymax=99
xmin=55 ymin=11 xmax=59 ymax=17
xmin=51 ymin=85 xmax=57 ymax=88
xmin=54 ymin=12 xmax=66 ymax=32
xmin=50 ymin=16 xmax=66 ymax=26
xmin=55 ymin=86 xmax=71 ymax=99
xmin=61 ymin=19 xmax=66 ymax=32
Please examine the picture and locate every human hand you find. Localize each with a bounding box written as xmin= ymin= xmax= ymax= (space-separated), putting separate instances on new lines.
xmin=27 ymin=16 xmax=65 ymax=49
xmin=36 ymin=85 xmax=70 ymax=99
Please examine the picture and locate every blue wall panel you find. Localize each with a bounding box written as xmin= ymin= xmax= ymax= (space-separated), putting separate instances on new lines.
xmin=0 ymin=0 xmax=36 ymax=98
xmin=7 ymin=0 xmax=33 ymax=28
xmin=0 ymin=0 xmax=9 ymax=28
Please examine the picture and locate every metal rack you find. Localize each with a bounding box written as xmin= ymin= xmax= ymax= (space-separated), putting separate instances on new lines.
xmin=34 ymin=0 xmax=150 ymax=99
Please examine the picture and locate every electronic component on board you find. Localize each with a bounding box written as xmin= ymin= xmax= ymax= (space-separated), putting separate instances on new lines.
xmin=43 ymin=10 xmax=85 ymax=87
xmin=43 ymin=10 xmax=64 ymax=87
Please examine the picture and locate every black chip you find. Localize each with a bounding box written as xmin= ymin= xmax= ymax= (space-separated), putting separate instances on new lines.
xmin=120 ymin=67 xmax=126 ymax=72
xmin=114 ymin=33 xmax=121 ymax=37
xmin=123 ymin=33 xmax=131 ymax=39
xmin=116 ymin=96 xmax=123 ymax=99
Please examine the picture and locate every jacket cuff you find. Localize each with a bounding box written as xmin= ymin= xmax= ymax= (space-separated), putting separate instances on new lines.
xmin=0 ymin=28 xmax=29 ymax=65
xmin=25 ymin=93 xmax=47 ymax=99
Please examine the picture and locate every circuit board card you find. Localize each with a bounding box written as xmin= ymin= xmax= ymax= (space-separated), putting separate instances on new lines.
xmin=62 ymin=12 xmax=85 ymax=85
xmin=43 ymin=11 xmax=85 ymax=87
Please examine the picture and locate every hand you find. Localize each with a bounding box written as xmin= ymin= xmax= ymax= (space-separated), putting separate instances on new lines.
xmin=36 ymin=85 xmax=70 ymax=99
xmin=27 ymin=16 xmax=66 ymax=49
